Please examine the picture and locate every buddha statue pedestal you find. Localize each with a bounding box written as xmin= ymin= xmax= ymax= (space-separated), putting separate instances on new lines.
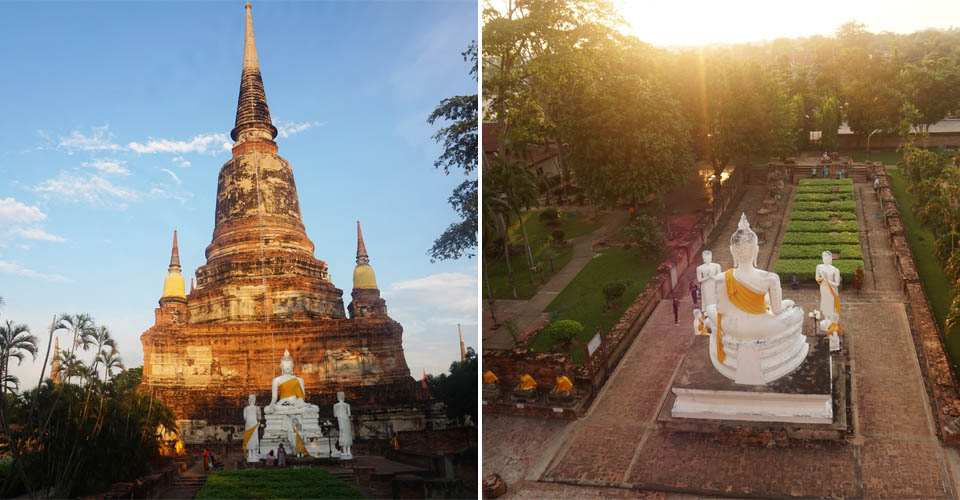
xmin=260 ymin=405 xmax=335 ymax=459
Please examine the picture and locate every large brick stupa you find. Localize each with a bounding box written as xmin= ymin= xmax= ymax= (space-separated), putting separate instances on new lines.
xmin=140 ymin=3 xmax=442 ymax=443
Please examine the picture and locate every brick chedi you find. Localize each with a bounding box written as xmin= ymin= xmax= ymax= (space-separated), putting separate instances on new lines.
xmin=140 ymin=3 xmax=440 ymax=443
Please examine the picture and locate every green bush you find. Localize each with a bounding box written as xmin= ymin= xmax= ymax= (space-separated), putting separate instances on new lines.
xmin=196 ymin=469 xmax=363 ymax=500
xmin=782 ymin=232 xmax=861 ymax=245
xmin=788 ymin=211 xmax=858 ymax=221
xmin=623 ymin=214 xmax=665 ymax=255
xmin=796 ymin=185 xmax=855 ymax=194
xmin=798 ymin=178 xmax=854 ymax=186
xmin=778 ymin=244 xmax=863 ymax=260
xmin=551 ymin=230 xmax=565 ymax=243
xmin=794 ymin=192 xmax=854 ymax=202
xmin=602 ymin=280 xmax=628 ymax=305
xmin=785 ymin=220 xmax=859 ymax=232
xmin=774 ymin=259 xmax=864 ymax=283
xmin=792 ymin=200 xmax=856 ymax=212
xmin=543 ymin=319 xmax=584 ymax=346
xmin=539 ymin=207 xmax=561 ymax=225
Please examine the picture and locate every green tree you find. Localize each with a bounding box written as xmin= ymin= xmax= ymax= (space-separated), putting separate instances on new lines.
xmin=900 ymin=57 xmax=960 ymax=134
xmin=0 ymin=321 xmax=37 ymax=396
xmin=817 ymin=94 xmax=841 ymax=152
xmin=427 ymin=42 xmax=478 ymax=262
xmin=426 ymin=347 xmax=477 ymax=422
xmin=486 ymin=157 xmax=540 ymax=284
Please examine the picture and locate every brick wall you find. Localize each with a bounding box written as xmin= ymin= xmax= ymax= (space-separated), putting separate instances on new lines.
xmin=839 ymin=132 xmax=960 ymax=150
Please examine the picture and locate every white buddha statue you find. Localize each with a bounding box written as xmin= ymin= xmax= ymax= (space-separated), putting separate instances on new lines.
xmin=703 ymin=214 xmax=807 ymax=385
xmin=263 ymin=349 xmax=319 ymax=457
xmin=243 ymin=394 xmax=261 ymax=462
xmin=692 ymin=308 xmax=709 ymax=336
xmin=696 ymin=250 xmax=722 ymax=309
xmin=815 ymin=251 xmax=841 ymax=331
xmin=333 ymin=391 xmax=354 ymax=460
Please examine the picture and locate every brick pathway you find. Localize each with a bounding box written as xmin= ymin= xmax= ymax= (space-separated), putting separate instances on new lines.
xmin=483 ymin=180 xmax=960 ymax=499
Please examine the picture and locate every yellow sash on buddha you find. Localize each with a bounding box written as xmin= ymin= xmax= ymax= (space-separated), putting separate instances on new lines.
xmin=519 ymin=374 xmax=537 ymax=390
xmin=483 ymin=370 xmax=499 ymax=385
xmin=716 ymin=270 xmax=768 ymax=364
xmin=827 ymin=322 xmax=841 ymax=336
xmin=555 ymin=376 xmax=573 ymax=392
xmin=818 ymin=277 xmax=841 ymax=314
xmin=390 ymin=436 xmax=400 ymax=450
xmin=697 ymin=318 xmax=707 ymax=336
xmin=242 ymin=425 xmax=257 ymax=451
xmin=293 ymin=427 xmax=310 ymax=456
xmin=278 ymin=378 xmax=305 ymax=400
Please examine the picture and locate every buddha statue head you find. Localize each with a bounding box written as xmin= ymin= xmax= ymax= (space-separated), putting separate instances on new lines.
xmin=693 ymin=308 xmax=702 ymax=320
xmin=702 ymin=249 xmax=713 ymax=264
xmin=821 ymin=250 xmax=833 ymax=265
xmin=730 ymin=213 xmax=759 ymax=269
xmin=281 ymin=349 xmax=294 ymax=376
xmin=337 ymin=391 xmax=346 ymax=403
xmin=248 ymin=394 xmax=256 ymax=406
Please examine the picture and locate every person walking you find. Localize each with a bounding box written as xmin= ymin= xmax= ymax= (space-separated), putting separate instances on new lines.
xmin=874 ymin=177 xmax=880 ymax=195
xmin=689 ymin=281 xmax=699 ymax=305
xmin=672 ymin=296 xmax=680 ymax=327
xmin=202 ymin=448 xmax=210 ymax=472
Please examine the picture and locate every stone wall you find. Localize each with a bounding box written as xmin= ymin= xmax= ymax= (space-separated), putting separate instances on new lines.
xmin=839 ymin=132 xmax=960 ymax=150
xmin=875 ymin=165 xmax=960 ymax=445
xmin=481 ymin=167 xmax=747 ymax=417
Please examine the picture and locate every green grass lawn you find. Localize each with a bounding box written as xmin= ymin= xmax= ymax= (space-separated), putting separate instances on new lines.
xmin=527 ymin=246 xmax=658 ymax=364
xmin=887 ymin=167 xmax=960 ymax=373
xmin=195 ymin=468 xmax=364 ymax=500
xmin=484 ymin=209 xmax=600 ymax=300
xmin=846 ymin=149 xmax=903 ymax=165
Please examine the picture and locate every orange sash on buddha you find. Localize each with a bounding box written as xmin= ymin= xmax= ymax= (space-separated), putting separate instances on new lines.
xmin=294 ymin=427 xmax=310 ymax=456
xmin=483 ymin=370 xmax=499 ymax=385
xmin=242 ymin=425 xmax=257 ymax=450
xmin=818 ymin=277 xmax=841 ymax=314
xmin=716 ymin=269 xmax=768 ymax=364
xmin=697 ymin=318 xmax=707 ymax=336
xmin=555 ymin=376 xmax=573 ymax=392
xmin=519 ymin=374 xmax=537 ymax=391
xmin=278 ymin=378 xmax=305 ymax=400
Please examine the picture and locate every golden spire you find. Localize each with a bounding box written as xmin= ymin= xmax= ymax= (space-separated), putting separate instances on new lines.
xmin=353 ymin=221 xmax=378 ymax=289
xmin=230 ymin=2 xmax=277 ymax=143
xmin=459 ymin=323 xmax=466 ymax=361
xmin=161 ymin=230 xmax=187 ymax=301
xmin=50 ymin=337 xmax=61 ymax=383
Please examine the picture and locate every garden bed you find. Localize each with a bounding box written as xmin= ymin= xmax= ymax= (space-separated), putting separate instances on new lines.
xmin=195 ymin=468 xmax=363 ymax=499
xmin=775 ymin=178 xmax=864 ymax=283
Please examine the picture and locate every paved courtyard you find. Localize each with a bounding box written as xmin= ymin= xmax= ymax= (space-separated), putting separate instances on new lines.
xmin=483 ymin=181 xmax=960 ymax=499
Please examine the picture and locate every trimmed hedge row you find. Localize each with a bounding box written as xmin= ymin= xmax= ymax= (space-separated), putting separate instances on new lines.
xmin=798 ymin=178 xmax=854 ymax=186
xmin=797 ymin=185 xmax=855 ymax=194
xmin=782 ymin=232 xmax=861 ymax=245
xmin=778 ymin=244 xmax=863 ymax=260
xmin=792 ymin=200 xmax=856 ymax=213
xmin=785 ymin=220 xmax=859 ymax=233
xmin=794 ymin=192 xmax=854 ymax=202
xmin=774 ymin=259 xmax=863 ymax=283
xmin=788 ymin=211 xmax=858 ymax=221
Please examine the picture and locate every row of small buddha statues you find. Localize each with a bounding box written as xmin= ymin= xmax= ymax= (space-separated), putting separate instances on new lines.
xmin=482 ymin=369 xmax=574 ymax=403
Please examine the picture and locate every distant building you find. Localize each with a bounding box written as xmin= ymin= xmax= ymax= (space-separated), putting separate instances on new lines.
xmin=838 ymin=119 xmax=960 ymax=149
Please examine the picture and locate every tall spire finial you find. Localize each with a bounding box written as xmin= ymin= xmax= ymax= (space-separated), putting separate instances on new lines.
xmin=169 ymin=230 xmax=181 ymax=271
xmin=356 ymin=221 xmax=369 ymax=265
xmin=231 ymin=2 xmax=278 ymax=143
xmin=459 ymin=323 xmax=466 ymax=362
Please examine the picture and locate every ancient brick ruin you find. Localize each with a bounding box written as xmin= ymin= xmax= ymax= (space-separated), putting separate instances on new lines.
xmin=140 ymin=3 xmax=442 ymax=443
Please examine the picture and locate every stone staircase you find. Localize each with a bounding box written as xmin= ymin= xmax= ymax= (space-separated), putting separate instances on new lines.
xmin=161 ymin=471 xmax=208 ymax=499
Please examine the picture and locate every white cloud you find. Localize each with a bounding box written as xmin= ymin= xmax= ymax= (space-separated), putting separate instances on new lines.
xmin=148 ymin=187 xmax=192 ymax=205
xmin=82 ymin=158 xmax=130 ymax=176
xmin=0 ymin=197 xmax=46 ymax=226
xmin=171 ymin=156 xmax=191 ymax=168
xmin=0 ymin=260 xmax=70 ymax=282
xmin=160 ymin=168 xmax=182 ymax=185
xmin=9 ymin=227 xmax=66 ymax=243
xmin=128 ymin=133 xmax=231 ymax=155
xmin=57 ymin=125 xmax=120 ymax=154
xmin=389 ymin=272 xmax=478 ymax=315
xmin=275 ymin=120 xmax=324 ymax=139
xmin=33 ymin=172 xmax=140 ymax=210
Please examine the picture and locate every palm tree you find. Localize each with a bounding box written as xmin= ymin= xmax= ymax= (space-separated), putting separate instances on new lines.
xmin=488 ymin=157 xmax=540 ymax=284
xmin=98 ymin=349 xmax=124 ymax=385
xmin=87 ymin=326 xmax=117 ymax=378
xmin=482 ymin=182 xmax=512 ymax=315
xmin=56 ymin=313 xmax=95 ymax=357
xmin=0 ymin=320 xmax=38 ymax=395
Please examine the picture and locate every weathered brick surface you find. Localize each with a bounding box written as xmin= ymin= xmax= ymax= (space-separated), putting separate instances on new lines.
xmin=860 ymin=440 xmax=949 ymax=499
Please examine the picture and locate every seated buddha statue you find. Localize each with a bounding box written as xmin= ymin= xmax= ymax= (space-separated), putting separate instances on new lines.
xmin=703 ymin=214 xmax=807 ymax=385
xmin=482 ymin=370 xmax=501 ymax=401
xmin=513 ymin=372 xmax=538 ymax=401
xmin=265 ymin=349 xmax=319 ymax=414
xmin=548 ymin=371 xmax=574 ymax=402
xmin=263 ymin=349 xmax=320 ymax=456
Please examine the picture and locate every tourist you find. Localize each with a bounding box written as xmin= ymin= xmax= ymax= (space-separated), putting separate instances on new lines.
xmin=822 ymin=165 xmax=829 ymax=178
xmin=689 ymin=281 xmax=699 ymax=305
xmin=672 ymin=296 xmax=680 ymax=326
xmin=874 ymin=177 xmax=880 ymax=194
xmin=202 ymin=448 xmax=210 ymax=472
xmin=277 ymin=443 xmax=287 ymax=467
xmin=791 ymin=274 xmax=799 ymax=290
xmin=822 ymin=151 xmax=829 ymax=162
xmin=265 ymin=450 xmax=276 ymax=467
xmin=811 ymin=166 xmax=817 ymax=178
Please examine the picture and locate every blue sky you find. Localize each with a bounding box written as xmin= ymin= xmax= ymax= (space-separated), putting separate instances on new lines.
xmin=0 ymin=1 xmax=478 ymax=388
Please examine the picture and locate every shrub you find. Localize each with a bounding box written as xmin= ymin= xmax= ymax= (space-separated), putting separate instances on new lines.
xmin=782 ymin=232 xmax=860 ymax=245
xmin=785 ymin=220 xmax=859 ymax=233
xmin=792 ymin=200 xmax=856 ymax=212
xmin=623 ymin=214 xmax=665 ymax=255
xmin=788 ymin=211 xmax=858 ymax=221
xmin=602 ymin=280 xmax=628 ymax=305
xmin=797 ymin=185 xmax=855 ymax=194
xmin=778 ymin=244 xmax=863 ymax=260
xmin=552 ymin=230 xmax=565 ymax=244
xmin=773 ymin=259 xmax=864 ymax=283
xmin=794 ymin=192 xmax=854 ymax=202
xmin=798 ymin=178 xmax=854 ymax=186
xmin=539 ymin=207 xmax=561 ymax=225
xmin=543 ymin=319 xmax=584 ymax=347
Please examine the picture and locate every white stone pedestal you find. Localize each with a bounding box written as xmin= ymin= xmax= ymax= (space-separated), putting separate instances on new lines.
xmin=260 ymin=406 xmax=330 ymax=458
xmin=671 ymin=335 xmax=834 ymax=425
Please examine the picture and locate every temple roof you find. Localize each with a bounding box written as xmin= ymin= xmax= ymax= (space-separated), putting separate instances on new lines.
xmin=230 ymin=2 xmax=278 ymax=142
